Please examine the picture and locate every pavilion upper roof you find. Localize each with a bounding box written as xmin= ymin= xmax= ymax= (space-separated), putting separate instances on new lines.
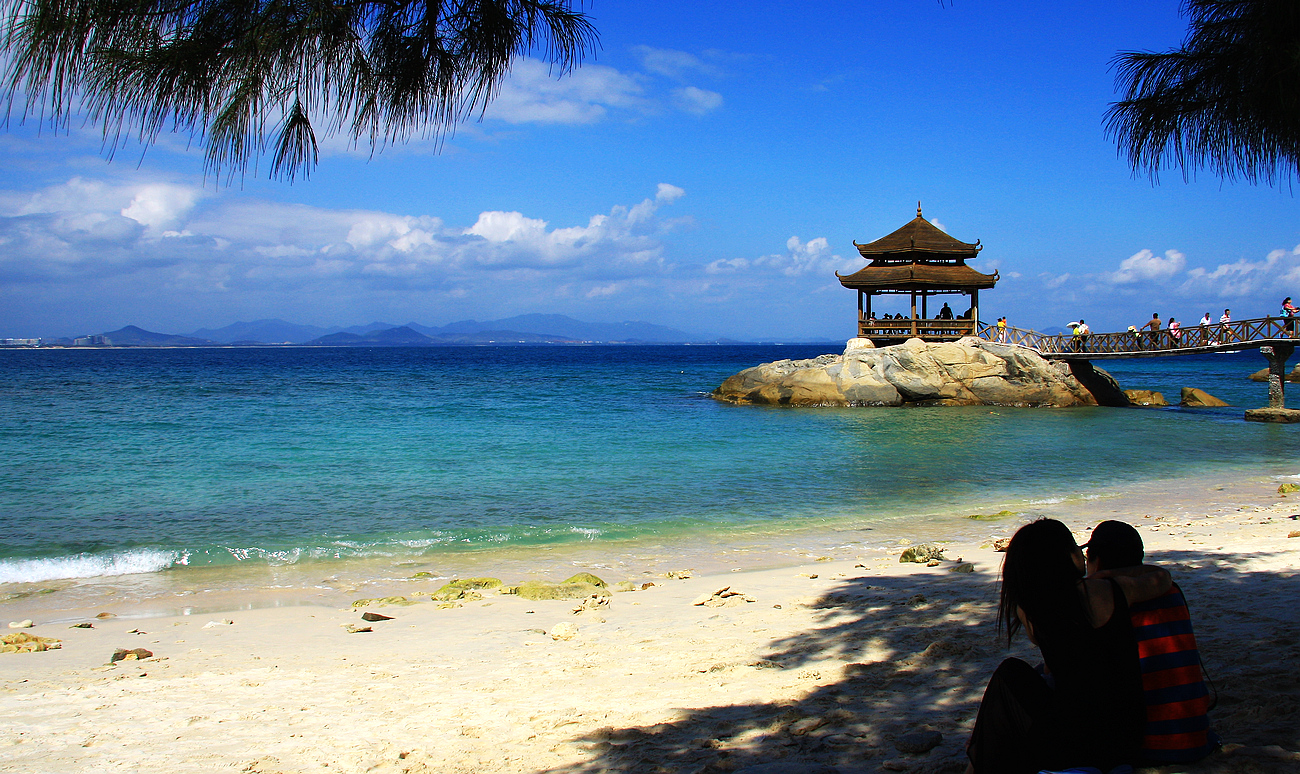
xmin=853 ymin=204 xmax=981 ymax=264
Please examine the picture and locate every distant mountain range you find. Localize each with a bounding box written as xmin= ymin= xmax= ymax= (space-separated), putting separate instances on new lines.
xmin=58 ymin=315 xmax=748 ymax=346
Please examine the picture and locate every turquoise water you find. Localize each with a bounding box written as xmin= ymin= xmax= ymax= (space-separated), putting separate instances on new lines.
xmin=1 ymin=345 xmax=1296 ymax=586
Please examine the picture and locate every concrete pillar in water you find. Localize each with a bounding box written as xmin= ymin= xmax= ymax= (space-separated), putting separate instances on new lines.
xmin=1260 ymin=343 xmax=1295 ymax=408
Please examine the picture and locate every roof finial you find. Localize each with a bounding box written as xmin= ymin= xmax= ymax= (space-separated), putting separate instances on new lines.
xmin=917 ymin=201 xmax=923 ymax=219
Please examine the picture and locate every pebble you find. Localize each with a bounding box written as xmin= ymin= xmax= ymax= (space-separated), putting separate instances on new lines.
xmin=550 ymin=622 xmax=578 ymax=641
xmin=360 ymin=612 xmax=394 ymax=622
xmin=7 ymin=620 xmax=33 ymax=629
xmin=788 ymin=717 xmax=825 ymax=735
xmin=949 ymin=562 xmax=975 ymax=573
xmin=895 ymin=729 xmax=943 ymax=754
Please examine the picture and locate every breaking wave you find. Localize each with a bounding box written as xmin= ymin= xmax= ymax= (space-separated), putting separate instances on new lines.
xmin=0 ymin=549 xmax=186 ymax=584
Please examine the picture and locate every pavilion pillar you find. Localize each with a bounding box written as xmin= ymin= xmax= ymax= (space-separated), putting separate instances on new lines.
xmin=921 ymin=292 xmax=928 ymax=320
xmin=972 ymin=289 xmax=980 ymax=331
xmin=910 ymin=291 xmax=918 ymax=337
xmin=1260 ymin=344 xmax=1294 ymax=408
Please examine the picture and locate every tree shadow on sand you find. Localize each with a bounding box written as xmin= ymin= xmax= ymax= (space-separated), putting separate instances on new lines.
xmin=541 ymin=548 xmax=1299 ymax=774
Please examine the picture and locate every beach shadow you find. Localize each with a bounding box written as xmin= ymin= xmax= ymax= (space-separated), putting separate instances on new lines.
xmin=539 ymin=549 xmax=1300 ymax=774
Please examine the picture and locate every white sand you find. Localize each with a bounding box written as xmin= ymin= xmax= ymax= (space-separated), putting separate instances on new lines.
xmin=2 ymin=475 xmax=1298 ymax=774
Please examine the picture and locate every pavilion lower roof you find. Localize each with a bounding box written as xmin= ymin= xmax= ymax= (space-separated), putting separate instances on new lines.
xmin=837 ymin=263 xmax=998 ymax=291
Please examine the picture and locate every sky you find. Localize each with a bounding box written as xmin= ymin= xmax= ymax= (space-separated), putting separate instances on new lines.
xmin=2 ymin=0 xmax=1298 ymax=341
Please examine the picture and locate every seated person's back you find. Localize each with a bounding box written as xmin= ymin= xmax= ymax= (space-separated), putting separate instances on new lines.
xmin=1085 ymin=520 xmax=1218 ymax=764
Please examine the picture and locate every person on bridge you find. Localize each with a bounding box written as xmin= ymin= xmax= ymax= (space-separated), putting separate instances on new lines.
xmin=939 ymin=302 xmax=954 ymax=320
xmin=1077 ymin=319 xmax=1091 ymax=351
xmin=1143 ymin=313 xmax=1162 ymax=350
xmin=1283 ymin=297 xmax=1297 ymax=335
xmin=1169 ymin=317 xmax=1182 ymax=346
xmin=997 ymin=317 xmax=1008 ymax=343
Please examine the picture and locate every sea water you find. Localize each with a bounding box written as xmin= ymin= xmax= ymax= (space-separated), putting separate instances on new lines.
xmin=1 ymin=345 xmax=1296 ymax=604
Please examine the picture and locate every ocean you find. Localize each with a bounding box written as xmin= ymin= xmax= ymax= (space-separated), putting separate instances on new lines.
xmin=2 ymin=344 xmax=1296 ymax=609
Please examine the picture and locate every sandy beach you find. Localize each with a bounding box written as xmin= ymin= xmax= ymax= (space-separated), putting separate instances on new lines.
xmin=2 ymin=472 xmax=1298 ymax=774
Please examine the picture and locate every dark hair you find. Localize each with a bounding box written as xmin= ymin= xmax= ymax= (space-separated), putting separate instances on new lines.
xmin=1084 ymin=520 xmax=1144 ymax=570
xmin=998 ymin=519 xmax=1087 ymax=644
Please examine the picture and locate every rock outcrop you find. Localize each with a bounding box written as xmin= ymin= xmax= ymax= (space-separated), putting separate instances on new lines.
xmin=712 ymin=337 xmax=1118 ymax=408
xmin=1125 ymin=389 xmax=1169 ymax=407
xmin=1180 ymin=387 xmax=1229 ymax=407
xmin=1249 ymin=365 xmax=1300 ymax=383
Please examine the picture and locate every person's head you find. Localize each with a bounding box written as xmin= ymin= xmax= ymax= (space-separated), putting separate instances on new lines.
xmin=1286 ymin=297 xmax=1293 ymax=305
xmin=1083 ymin=520 xmax=1144 ymax=574
xmin=1079 ymin=319 xmax=1085 ymax=324
xmin=998 ymin=518 xmax=1086 ymax=643
xmin=1225 ymin=309 xmax=1231 ymax=315
xmin=1153 ymin=312 xmax=1160 ymax=319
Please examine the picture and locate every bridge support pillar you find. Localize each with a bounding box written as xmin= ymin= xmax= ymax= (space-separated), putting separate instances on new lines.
xmin=1260 ymin=344 xmax=1294 ymax=408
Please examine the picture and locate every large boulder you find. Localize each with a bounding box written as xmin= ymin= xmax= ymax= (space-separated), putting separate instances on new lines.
xmin=713 ymin=338 xmax=1108 ymax=408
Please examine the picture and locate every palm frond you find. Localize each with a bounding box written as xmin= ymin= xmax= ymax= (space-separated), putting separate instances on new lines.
xmin=1106 ymin=0 xmax=1300 ymax=184
xmin=1 ymin=0 xmax=599 ymax=182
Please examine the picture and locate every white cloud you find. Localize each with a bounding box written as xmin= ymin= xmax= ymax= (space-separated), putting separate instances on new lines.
xmin=1179 ymin=245 xmax=1300 ymax=298
xmin=120 ymin=184 xmax=201 ymax=231
xmin=656 ymin=183 xmax=686 ymax=203
xmin=1104 ymin=248 xmax=1186 ymax=284
xmin=484 ymin=59 xmax=646 ymax=125
xmin=672 ymin=87 xmax=723 ymax=115
xmin=632 ymin=46 xmax=721 ymax=80
xmin=706 ymin=235 xmax=857 ymax=278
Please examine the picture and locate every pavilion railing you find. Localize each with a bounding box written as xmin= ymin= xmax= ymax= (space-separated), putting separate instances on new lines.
xmin=975 ymin=316 xmax=1298 ymax=356
xmin=859 ymin=318 xmax=976 ymax=339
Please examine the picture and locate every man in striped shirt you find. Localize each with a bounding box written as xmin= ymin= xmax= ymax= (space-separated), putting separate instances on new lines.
xmin=1084 ymin=520 xmax=1219 ymax=765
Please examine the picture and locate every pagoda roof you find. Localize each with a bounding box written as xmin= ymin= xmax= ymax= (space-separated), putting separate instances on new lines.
xmin=837 ymin=262 xmax=998 ymax=291
xmin=853 ymin=204 xmax=981 ymax=261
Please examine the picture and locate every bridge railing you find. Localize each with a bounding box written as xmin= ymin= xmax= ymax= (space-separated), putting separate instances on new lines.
xmin=977 ymin=316 xmax=1298 ymax=355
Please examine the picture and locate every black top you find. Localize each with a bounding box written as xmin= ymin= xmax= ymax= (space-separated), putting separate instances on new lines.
xmin=1036 ymin=578 xmax=1146 ymax=770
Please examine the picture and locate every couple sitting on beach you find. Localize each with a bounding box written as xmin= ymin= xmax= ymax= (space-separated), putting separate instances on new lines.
xmin=965 ymin=518 xmax=1217 ymax=774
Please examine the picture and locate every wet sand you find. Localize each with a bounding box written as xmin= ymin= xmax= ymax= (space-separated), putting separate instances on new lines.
xmin=1 ymin=472 xmax=1298 ymax=773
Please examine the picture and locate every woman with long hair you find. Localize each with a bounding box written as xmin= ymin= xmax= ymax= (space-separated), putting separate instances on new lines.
xmin=965 ymin=519 xmax=1171 ymax=773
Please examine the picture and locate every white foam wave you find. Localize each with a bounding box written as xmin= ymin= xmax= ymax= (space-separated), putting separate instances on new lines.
xmin=0 ymin=549 xmax=184 ymax=584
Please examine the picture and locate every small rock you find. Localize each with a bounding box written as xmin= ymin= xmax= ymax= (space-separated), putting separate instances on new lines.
xmin=1288 ymin=531 xmax=1300 ymax=538
xmin=201 ymin=620 xmax=233 ymax=629
xmin=344 ymin=625 xmax=372 ymax=633
xmin=69 ymin=622 xmax=93 ymax=629
xmin=572 ymin=594 xmax=610 ymax=614
xmin=992 ymin=537 xmax=1011 ymax=552
xmin=926 ymin=560 xmax=940 ymax=567
xmin=360 ymin=612 xmax=394 ymax=622
xmin=797 ymin=573 xmax=819 ymax=579
xmin=1280 ymin=483 xmax=1300 ymax=495
xmin=949 ymin=562 xmax=975 ymax=573
xmin=7 ymin=620 xmax=34 ymax=629
xmin=788 ymin=717 xmax=825 ymax=736
xmin=662 ymin=570 xmax=693 ymax=579
xmin=614 ymin=581 xmax=637 ymax=592
xmin=95 ymin=612 xmax=116 ymax=619
xmin=110 ymin=647 xmax=153 ymax=663
xmin=894 ymin=729 xmax=943 ymax=754
xmin=550 ymin=622 xmax=578 ymax=641
xmin=640 ymin=582 xmax=656 ymax=590
xmin=0 ymin=632 xmax=61 ymax=653
xmin=900 ymin=543 xmax=945 ymax=563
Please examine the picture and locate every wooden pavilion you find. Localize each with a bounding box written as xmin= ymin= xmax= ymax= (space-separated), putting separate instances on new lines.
xmin=837 ymin=204 xmax=998 ymax=343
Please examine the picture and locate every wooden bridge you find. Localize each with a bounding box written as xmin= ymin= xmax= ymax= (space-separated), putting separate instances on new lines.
xmin=971 ymin=316 xmax=1297 ymax=416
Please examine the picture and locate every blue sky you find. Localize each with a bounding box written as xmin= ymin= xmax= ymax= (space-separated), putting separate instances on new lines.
xmin=2 ymin=0 xmax=1298 ymax=340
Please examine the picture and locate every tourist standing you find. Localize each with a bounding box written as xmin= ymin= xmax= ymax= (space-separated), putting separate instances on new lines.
xmin=1142 ymin=313 xmax=1161 ymax=350
xmin=1283 ymin=297 xmax=1297 ymax=336
xmin=1077 ymin=319 xmax=1091 ymax=351
xmin=997 ymin=317 xmax=1008 ymax=344
xmin=1168 ymin=317 xmax=1181 ymax=346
